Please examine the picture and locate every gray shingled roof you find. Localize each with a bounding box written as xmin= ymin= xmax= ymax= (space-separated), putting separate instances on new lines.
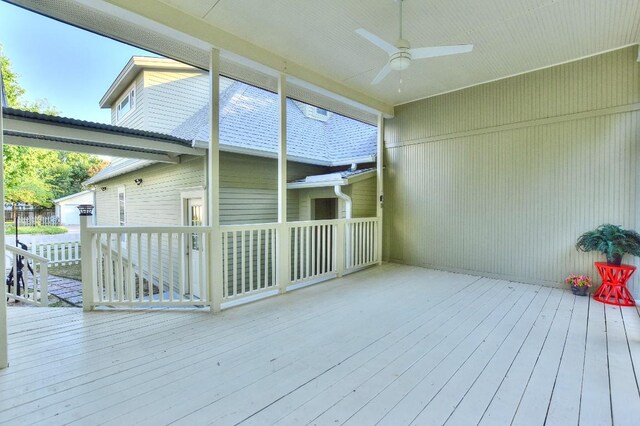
xmin=172 ymin=81 xmax=377 ymax=164
xmin=87 ymin=81 xmax=377 ymax=185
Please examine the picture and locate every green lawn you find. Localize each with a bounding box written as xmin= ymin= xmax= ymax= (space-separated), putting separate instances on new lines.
xmin=49 ymin=262 xmax=82 ymax=281
xmin=4 ymin=225 xmax=68 ymax=235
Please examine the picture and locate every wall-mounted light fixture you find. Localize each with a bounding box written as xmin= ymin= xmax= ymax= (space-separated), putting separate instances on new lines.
xmin=134 ymin=178 xmax=143 ymax=186
xmin=101 ymin=187 xmax=107 ymax=192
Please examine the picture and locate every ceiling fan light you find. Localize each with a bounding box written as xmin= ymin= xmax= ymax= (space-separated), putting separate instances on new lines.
xmin=389 ymin=51 xmax=411 ymax=71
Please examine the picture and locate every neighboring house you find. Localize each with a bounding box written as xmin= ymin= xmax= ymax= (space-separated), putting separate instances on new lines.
xmin=86 ymin=57 xmax=378 ymax=227
xmin=53 ymin=190 xmax=95 ymax=225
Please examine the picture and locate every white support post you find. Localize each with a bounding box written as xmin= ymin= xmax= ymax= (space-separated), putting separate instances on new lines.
xmin=208 ymin=48 xmax=223 ymax=313
xmin=79 ymin=210 xmax=95 ymax=311
xmin=276 ymin=73 xmax=289 ymax=293
xmin=0 ymin=97 xmax=8 ymax=369
xmin=376 ymin=113 xmax=384 ymax=264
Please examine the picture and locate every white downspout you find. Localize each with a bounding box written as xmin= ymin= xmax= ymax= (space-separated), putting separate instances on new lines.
xmin=335 ymin=185 xmax=352 ymax=271
xmin=334 ymin=185 xmax=352 ymax=219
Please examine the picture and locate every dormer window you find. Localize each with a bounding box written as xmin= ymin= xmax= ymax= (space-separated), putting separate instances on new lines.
xmin=116 ymin=87 xmax=135 ymax=122
xmin=303 ymin=104 xmax=331 ymax=122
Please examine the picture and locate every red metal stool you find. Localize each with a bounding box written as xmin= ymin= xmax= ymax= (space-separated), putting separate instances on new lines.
xmin=593 ymin=262 xmax=636 ymax=306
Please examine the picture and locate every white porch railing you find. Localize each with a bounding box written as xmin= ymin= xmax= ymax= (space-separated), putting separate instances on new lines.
xmin=84 ymin=226 xmax=211 ymax=308
xmin=5 ymin=244 xmax=49 ymax=306
xmin=31 ymin=241 xmax=81 ymax=267
xmin=81 ymin=217 xmax=379 ymax=310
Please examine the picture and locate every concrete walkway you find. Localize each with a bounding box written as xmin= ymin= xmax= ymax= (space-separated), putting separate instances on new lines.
xmin=47 ymin=275 xmax=82 ymax=307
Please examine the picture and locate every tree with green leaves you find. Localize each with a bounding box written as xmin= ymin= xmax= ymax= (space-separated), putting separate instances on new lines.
xmin=2 ymin=45 xmax=106 ymax=218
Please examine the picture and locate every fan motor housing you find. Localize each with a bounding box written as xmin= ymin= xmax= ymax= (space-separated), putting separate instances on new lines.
xmin=390 ymin=50 xmax=412 ymax=70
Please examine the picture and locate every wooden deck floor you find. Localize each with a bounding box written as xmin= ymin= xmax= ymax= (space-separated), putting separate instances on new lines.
xmin=1 ymin=263 xmax=640 ymax=425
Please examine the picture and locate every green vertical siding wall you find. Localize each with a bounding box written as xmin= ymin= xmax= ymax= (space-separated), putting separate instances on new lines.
xmin=384 ymin=46 xmax=640 ymax=296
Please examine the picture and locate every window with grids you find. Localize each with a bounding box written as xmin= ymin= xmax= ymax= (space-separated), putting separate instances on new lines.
xmin=116 ymin=87 xmax=135 ymax=122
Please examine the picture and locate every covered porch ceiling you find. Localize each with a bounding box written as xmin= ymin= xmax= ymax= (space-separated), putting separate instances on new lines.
xmin=2 ymin=107 xmax=205 ymax=163
xmin=8 ymin=0 xmax=640 ymax=116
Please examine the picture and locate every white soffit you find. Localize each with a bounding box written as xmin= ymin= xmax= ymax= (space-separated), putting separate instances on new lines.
xmin=159 ymin=0 xmax=640 ymax=106
xmin=6 ymin=0 xmax=385 ymax=123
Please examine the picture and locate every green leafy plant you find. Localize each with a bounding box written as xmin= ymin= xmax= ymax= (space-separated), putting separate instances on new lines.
xmin=576 ymin=224 xmax=640 ymax=265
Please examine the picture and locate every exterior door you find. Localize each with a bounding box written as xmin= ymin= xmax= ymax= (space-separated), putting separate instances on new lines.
xmin=186 ymin=198 xmax=204 ymax=298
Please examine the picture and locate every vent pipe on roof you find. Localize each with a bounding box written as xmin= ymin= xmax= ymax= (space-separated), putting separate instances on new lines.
xmin=349 ymin=163 xmax=357 ymax=172
xmin=334 ymin=185 xmax=352 ymax=219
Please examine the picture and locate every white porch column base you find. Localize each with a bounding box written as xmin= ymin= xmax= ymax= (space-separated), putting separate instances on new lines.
xmin=79 ymin=211 xmax=96 ymax=312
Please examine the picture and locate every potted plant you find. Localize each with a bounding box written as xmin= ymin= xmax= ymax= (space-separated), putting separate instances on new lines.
xmin=565 ymin=274 xmax=592 ymax=296
xmin=575 ymin=224 xmax=640 ymax=265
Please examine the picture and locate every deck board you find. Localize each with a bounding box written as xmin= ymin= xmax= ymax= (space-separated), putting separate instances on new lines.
xmin=1 ymin=263 xmax=639 ymax=425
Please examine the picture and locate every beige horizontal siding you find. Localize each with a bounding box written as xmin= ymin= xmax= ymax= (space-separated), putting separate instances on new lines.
xmin=384 ymin=45 xmax=640 ymax=297
xmin=348 ymin=177 xmax=377 ymax=218
xmin=143 ymin=70 xmax=209 ymax=134
xmin=95 ymin=152 xmax=325 ymax=226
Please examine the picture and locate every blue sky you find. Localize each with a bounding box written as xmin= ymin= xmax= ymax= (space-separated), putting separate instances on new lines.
xmin=0 ymin=1 xmax=156 ymax=123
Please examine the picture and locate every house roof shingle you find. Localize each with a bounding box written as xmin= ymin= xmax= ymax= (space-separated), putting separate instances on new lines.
xmin=172 ymin=81 xmax=377 ymax=165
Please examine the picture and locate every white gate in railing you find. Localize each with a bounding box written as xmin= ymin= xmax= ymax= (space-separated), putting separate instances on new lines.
xmin=81 ymin=218 xmax=379 ymax=310
xmin=5 ymin=244 xmax=49 ymax=306
xmin=31 ymin=241 xmax=81 ymax=267
xmin=345 ymin=218 xmax=379 ymax=271
xmin=289 ymin=220 xmax=338 ymax=285
xmin=220 ymin=224 xmax=277 ymax=301
xmin=85 ymin=226 xmax=211 ymax=308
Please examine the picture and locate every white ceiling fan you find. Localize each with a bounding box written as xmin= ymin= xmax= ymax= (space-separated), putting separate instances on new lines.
xmin=355 ymin=0 xmax=474 ymax=85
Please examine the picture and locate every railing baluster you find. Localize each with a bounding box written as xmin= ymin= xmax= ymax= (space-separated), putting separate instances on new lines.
xmin=178 ymin=233 xmax=185 ymax=301
xmin=126 ymin=233 xmax=133 ymax=301
xmin=106 ymin=233 xmax=113 ymax=302
xmin=223 ymin=231 xmax=229 ymax=298
xmin=168 ymin=233 xmax=174 ymax=302
xmin=241 ymin=230 xmax=246 ymax=293
xmin=271 ymin=228 xmax=276 ymax=287
xmin=158 ymin=233 xmax=164 ymax=303
xmin=146 ymin=232 xmax=152 ymax=302
xmin=117 ymin=233 xmax=124 ymax=302
xmin=311 ymin=225 xmax=316 ymax=277
xmin=137 ymin=233 xmax=143 ymax=302
xmin=293 ymin=226 xmax=298 ymax=282
xmin=257 ymin=230 xmax=262 ymax=289
xmin=233 ymin=230 xmax=238 ymax=295
xmin=249 ymin=230 xmax=254 ymax=291
xmin=199 ymin=232 xmax=206 ymax=301
xmin=97 ymin=234 xmax=104 ymax=302
xmin=304 ymin=225 xmax=311 ymax=278
xmin=264 ymin=229 xmax=269 ymax=289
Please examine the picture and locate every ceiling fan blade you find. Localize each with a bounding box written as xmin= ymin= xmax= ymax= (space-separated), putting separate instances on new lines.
xmin=355 ymin=28 xmax=398 ymax=55
xmin=410 ymin=44 xmax=474 ymax=59
xmin=371 ymin=63 xmax=392 ymax=85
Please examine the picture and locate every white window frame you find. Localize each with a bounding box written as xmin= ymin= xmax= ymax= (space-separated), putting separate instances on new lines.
xmin=117 ymin=186 xmax=126 ymax=227
xmin=116 ymin=85 xmax=136 ymax=123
